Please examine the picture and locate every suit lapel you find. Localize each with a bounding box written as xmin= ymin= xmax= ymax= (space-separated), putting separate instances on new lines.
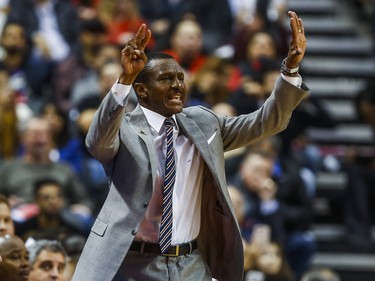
xmin=176 ymin=113 xmax=216 ymax=176
xmin=129 ymin=106 xmax=159 ymax=187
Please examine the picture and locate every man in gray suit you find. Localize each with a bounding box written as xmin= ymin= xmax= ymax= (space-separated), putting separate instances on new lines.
xmin=72 ymin=11 xmax=308 ymax=281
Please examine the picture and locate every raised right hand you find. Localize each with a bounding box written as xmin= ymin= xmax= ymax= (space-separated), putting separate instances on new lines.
xmin=118 ymin=23 xmax=152 ymax=85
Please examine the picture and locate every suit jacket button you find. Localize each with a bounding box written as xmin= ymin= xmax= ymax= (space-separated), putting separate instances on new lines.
xmin=143 ymin=201 xmax=149 ymax=208
xmin=131 ymin=229 xmax=137 ymax=235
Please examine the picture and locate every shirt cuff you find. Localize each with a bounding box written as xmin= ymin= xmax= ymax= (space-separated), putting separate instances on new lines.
xmin=111 ymin=81 xmax=132 ymax=105
xmin=281 ymin=73 xmax=302 ymax=88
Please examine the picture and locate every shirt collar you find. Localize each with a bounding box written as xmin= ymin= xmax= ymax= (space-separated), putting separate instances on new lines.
xmin=140 ymin=105 xmax=178 ymax=134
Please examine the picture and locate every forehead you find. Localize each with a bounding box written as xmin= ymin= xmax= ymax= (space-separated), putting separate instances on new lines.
xmin=148 ymin=59 xmax=183 ymax=74
xmin=175 ymin=21 xmax=201 ymax=37
xmin=36 ymin=250 xmax=65 ymax=263
xmin=0 ymin=237 xmax=25 ymax=255
xmin=0 ymin=203 xmax=11 ymax=214
xmin=38 ymin=184 xmax=61 ymax=193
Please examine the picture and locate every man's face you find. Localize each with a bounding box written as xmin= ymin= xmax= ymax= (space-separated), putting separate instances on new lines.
xmin=138 ymin=59 xmax=186 ymax=117
xmin=28 ymin=250 xmax=66 ymax=281
xmin=1 ymin=24 xmax=26 ymax=55
xmin=171 ymin=20 xmax=202 ymax=60
xmin=0 ymin=235 xmax=30 ymax=281
xmin=36 ymin=184 xmax=64 ymax=216
xmin=0 ymin=202 xmax=15 ymax=236
xmin=22 ymin=118 xmax=52 ymax=159
xmin=241 ymin=154 xmax=274 ymax=192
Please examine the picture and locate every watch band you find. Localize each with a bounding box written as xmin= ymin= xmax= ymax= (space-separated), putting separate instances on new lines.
xmin=281 ymin=58 xmax=299 ymax=75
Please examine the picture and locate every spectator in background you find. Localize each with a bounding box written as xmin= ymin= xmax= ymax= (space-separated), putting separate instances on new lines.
xmin=71 ymin=59 xmax=123 ymax=110
xmin=231 ymin=0 xmax=288 ymax=63
xmin=27 ymin=239 xmax=67 ymax=281
xmin=68 ymin=16 xmax=108 ymax=97
xmin=98 ymin=0 xmax=154 ymax=48
xmin=229 ymin=30 xmax=279 ymax=93
xmin=8 ymin=0 xmax=81 ymax=113
xmin=245 ymin=238 xmax=295 ymax=281
xmin=0 ymin=116 xmax=93 ymax=221
xmin=182 ymin=0 xmax=234 ymax=53
xmin=163 ymin=17 xmax=208 ymax=87
xmin=229 ymin=56 xmax=280 ymax=115
xmin=0 ymin=234 xmax=30 ymax=281
xmin=8 ymin=0 xmax=80 ymax=64
xmin=0 ymin=20 xmax=52 ymax=112
xmin=15 ymin=178 xmax=89 ymax=242
xmin=69 ymin=41 xmax=122 ymax=112
xmin=230 ymin=145 xmax=316 ymax=280
xmin=186 ymin=55 xmax=234 ymax=108
xmin=228 ymin=186 xmax=295 ymax=281
xmin=137 ymin=0 xmax=192 ymax=51
xmin=344 ymin=80 xmax=375 ymax=246
xmin=0 ymin=194 xmax=15 ymax=236
xmin=39 ymin=101 xmax=80 ymax=173
xmin=70 ymin=97 xmax=110 ymax=215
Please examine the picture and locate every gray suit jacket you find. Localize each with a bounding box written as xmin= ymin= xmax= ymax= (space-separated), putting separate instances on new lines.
xmin=72 ymin=76 xmax=308 ymax=281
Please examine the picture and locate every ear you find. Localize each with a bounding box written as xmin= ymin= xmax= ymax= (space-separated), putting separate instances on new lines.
xmin=133 ymin=83 xmax=147 ymax=99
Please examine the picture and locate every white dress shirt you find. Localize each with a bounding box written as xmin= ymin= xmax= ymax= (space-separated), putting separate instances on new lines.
xmin=112 ymin=83 xmax=203 ymax=245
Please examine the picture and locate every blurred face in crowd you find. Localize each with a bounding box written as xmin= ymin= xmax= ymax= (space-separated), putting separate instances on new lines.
xmin=246 ymin=32 xmax=277 ymax=61
xmin=99 ymin=61 xmax=122 ymax=98
xmin=36 ymin=183 xmax=64 ymax=217
xmin=0 ymin=201 xmax=15 ymax=236
xmin=28 ymin=249 xmax=66 ymax=281
xmin=0 ymin=235 xmax=30 ymax=281
xmin=1 ymin=23 xmax=27 ymax=56
xmin=255 ymin=243 xmax=282 ymax=275
xmin=40 ymin=103 xmax=65 ymax=141
xmin=240 ymin=153 xmax=274 ymax=192
xmin=22 ymin=117 xmax=53 ymax=161
xmin=171 ymin=19 xmax=203 ymax=61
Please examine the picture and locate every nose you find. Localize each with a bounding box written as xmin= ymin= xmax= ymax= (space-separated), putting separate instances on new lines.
xmin=50 ymin=266 xmax=60 ymax=278
xmin=171 ymin=76 xmax=183 ymax=88
xmin=21 ymin=256 xmax=30 ymax=269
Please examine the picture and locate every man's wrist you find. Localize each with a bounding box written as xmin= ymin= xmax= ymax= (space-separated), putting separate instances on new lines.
xmin=281 ymin=58 xmax=299 ymax=77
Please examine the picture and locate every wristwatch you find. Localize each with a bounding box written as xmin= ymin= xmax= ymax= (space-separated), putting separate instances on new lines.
xmin=281 ymin=58 xmax=299 ymax=75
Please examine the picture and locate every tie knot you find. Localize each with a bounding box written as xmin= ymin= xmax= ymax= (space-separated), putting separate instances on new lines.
xmin=164 ymin=118 xmax=174 ymax=128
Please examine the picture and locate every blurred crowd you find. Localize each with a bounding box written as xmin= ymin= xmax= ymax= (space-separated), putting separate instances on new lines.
xmin=0 ymin=0 xmax=374 ymax=280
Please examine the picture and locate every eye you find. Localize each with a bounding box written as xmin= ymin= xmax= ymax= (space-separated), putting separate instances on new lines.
xmin=161 ymin=76 xmax=172 ymax=81
xmin=58 ymin=264 xmax=65 ymax=274
xmin=40 ymin=261 xmax=53 ymax=271
xmin=178 ymin=73 xmax=185 ymax=81
xmin=9 ymin=253 xmax=21 ymax=260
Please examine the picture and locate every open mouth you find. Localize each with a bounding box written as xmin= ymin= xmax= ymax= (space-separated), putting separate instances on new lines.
xmin=168 ymin=94 xmax=183 ymax=104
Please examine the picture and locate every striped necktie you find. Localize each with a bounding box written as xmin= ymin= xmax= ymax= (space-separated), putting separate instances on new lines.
xmin=159 ymin=117 xmax=176 ymax=254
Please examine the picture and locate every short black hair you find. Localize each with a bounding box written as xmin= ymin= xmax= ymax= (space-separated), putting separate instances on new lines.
xmin=134 ymin=52 xmax=175 ymax=84
xmin=33 ymin=178 xmax=62 ymax=198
